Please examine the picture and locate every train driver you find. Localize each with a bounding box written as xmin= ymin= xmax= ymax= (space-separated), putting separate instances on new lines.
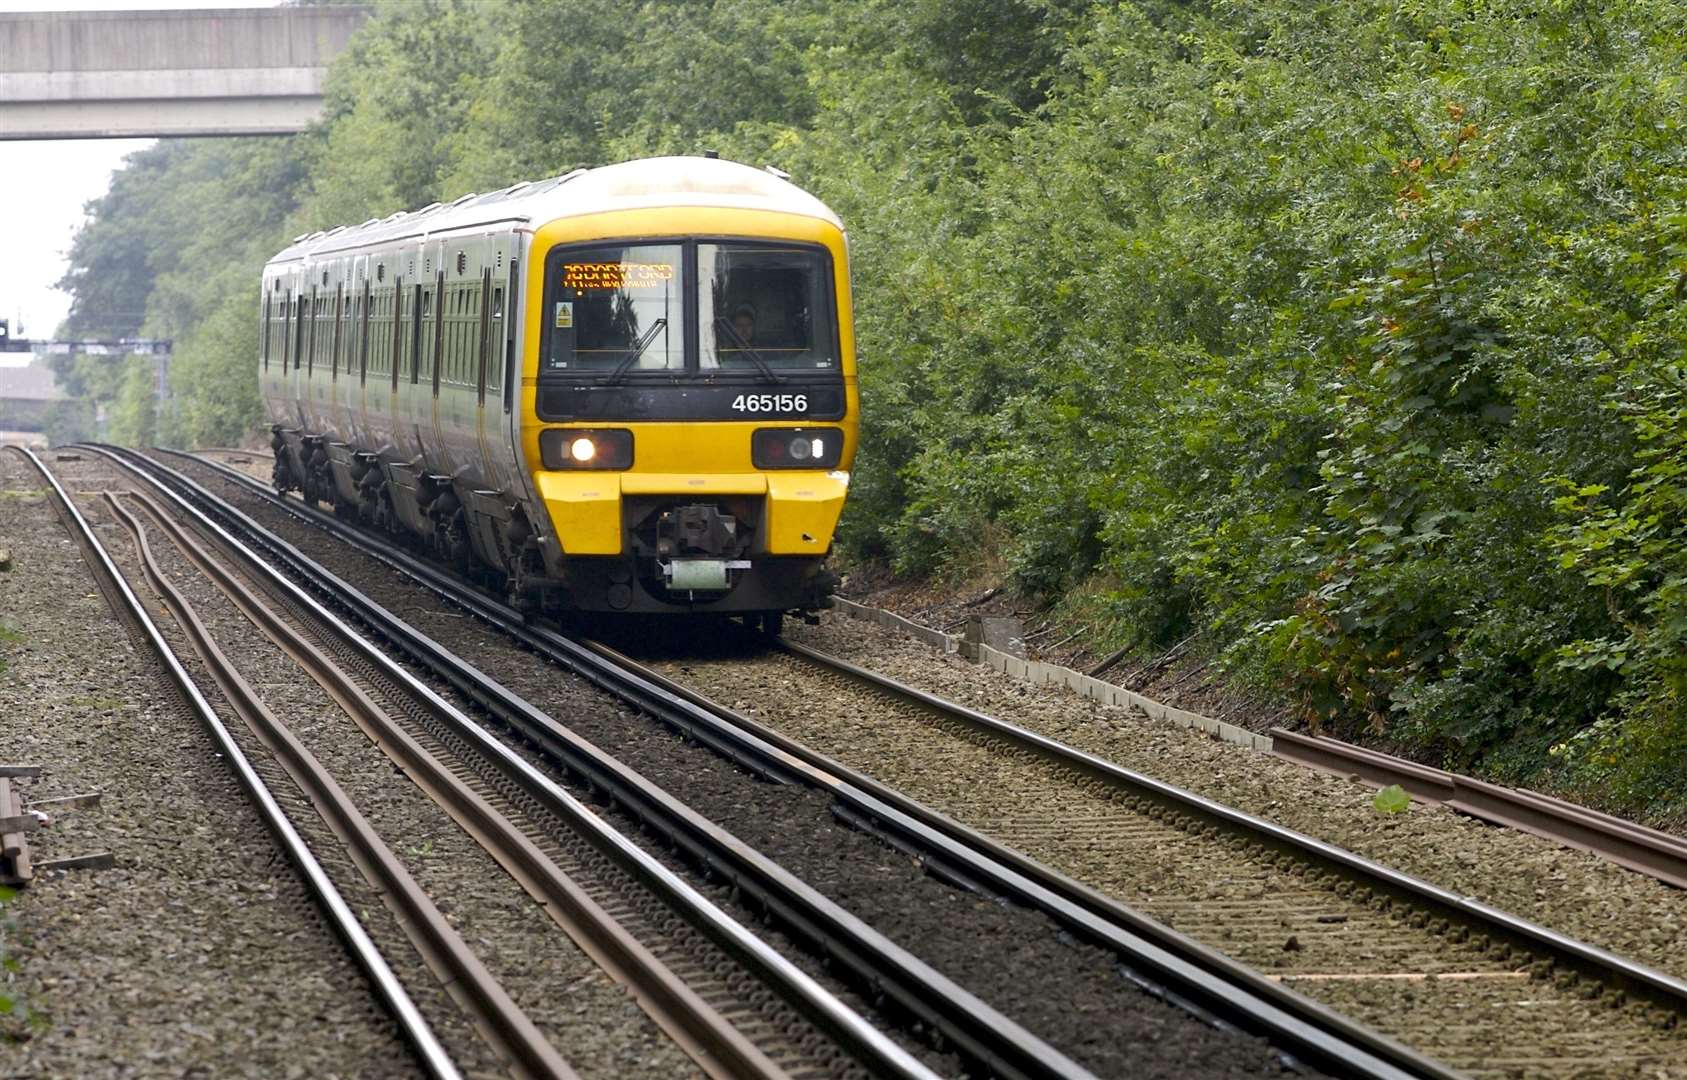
xmin=731 ymin=303 xmax=757 ymax=346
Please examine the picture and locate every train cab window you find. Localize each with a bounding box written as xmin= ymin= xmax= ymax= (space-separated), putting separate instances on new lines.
xmin=544 ymin=244 xmax=683 ymax=375
xmin=699 ymin=243 xmax=836 ymax=371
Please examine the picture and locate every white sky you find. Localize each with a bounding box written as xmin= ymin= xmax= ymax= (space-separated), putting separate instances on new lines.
xmin=0 ymin=0 xmax=283 ymax=352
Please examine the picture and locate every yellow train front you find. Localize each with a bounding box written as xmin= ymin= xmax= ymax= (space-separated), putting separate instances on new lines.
xmin=260 ymin=156 xmax=856 ymax=622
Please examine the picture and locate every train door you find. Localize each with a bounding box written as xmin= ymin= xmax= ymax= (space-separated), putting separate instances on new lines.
xmin=384 ymin=271 xmax=404 ymax=456
xmin=427 ymin=263 xmax=456 ymax=476
xmin=504 ymin=234 xmax=542 ymax=513
xmin=473 ymin=262 xmax=498 ymax=492
xmin=401 ymin=270 xmax=423 ymax=460
xmin=328 ymin=279 xmax=346 ymax=441
xmin=305 ymin=282 xmax=323 ymax=431
xmin=356 ymin=270 xmax=372 ymax=448
xmin=290 ymin=280 xmax=309 ymax=428
xmin=260 ymin=283 xmax=275 ymax=422
xmin=474 ymin=233 xmax=518 ymax=498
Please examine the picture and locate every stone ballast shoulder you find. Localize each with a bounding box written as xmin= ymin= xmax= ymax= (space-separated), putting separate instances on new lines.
xmin=827 ymin=597 xmax=1272 ymax=753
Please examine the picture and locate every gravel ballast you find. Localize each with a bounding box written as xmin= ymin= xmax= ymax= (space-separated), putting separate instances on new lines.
xmin=81 ymin=477 xmax=703 ymax=1080
xmin=785 ymin=613 xmax=1687 ymax=986
xmin=128 ymin=471 xmax=879 ymax=1080
xmin=165 ymin=451 xmax=1308 ymax=1078
xmin=642 ymin=641 xmax=1687 ymax=1077
xmin=0 ymin=449 xmax=416 ymax=1077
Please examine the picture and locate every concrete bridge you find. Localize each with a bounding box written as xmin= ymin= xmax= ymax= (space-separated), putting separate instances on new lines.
xmin=0 ymin=6 xmax=371 ymax=140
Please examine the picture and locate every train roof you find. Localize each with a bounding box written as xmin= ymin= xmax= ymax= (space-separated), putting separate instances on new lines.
xmin=267 ymin=156 xmax=842 ymax=267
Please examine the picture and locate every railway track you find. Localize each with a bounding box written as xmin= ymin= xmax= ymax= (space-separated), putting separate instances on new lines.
xmin=150 ymin=444 xmax=1481 ymax=1080
xmin=628 ymin=635 xmax=1687 ymax=1078
xmin=56 ymin=445 xmax=941 ymax=1080
xmin=167 ymin=445 xmax=1687 ymax=1077
xmin=108 ymin=486 xmax=788 ymax=1079
xmin=109 ymin=443 xmax=1226 ymax=1079
xmin=1267 ymin=728 xmax=1687 ymax=890
xmin=5 ymin=445 xmax=460 ymax=1079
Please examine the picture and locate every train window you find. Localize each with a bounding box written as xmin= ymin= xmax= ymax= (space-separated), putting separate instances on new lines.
xmin=444 ymin=291 xmax=456 ymax=384
xmin=544 ymin=243 xmax=683 ymax=374
xmin=699 ymin=243 xmax=836 ymax=371
xmin=492 ymin=288 xmax=503 ymax=319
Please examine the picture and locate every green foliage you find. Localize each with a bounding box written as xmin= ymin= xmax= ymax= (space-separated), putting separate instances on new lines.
xmin=1372 ymin=785 xmax=1411 ymax=815
xmin=167 ymin=281 xmax=268 ymax=448
xmin=0 ymin=883 xmax=43 ymax=1039
xmin=107 ymin=357 xmax=159 ymax=448
xmin=39 ymin=399 xmax=94 ymax=447
xmin=0 ymin=621 xmax=20 ymax=682
xmin=53 ymin=0 xmax=1687 ymax=819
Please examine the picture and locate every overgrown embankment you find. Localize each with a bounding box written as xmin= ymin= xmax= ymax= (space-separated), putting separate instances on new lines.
xmin=52 ymin=0 xmax=1687 ymax=821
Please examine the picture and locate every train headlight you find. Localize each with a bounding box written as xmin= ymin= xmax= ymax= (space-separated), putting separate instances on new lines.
xmin=753 ymin=428 xmax=842 ymax=469
xmin=540 ymin=428 xmax=633 ymax=470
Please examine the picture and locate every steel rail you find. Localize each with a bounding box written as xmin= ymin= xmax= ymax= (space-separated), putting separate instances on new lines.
xmin=767 ymin=636 xmax=1687 ymax=1017
xmin=101 ymin=492 xmax=578 ymax=1080
xmin=170 ymin=449 xmax=1687 ymax=894
xmin=1267 ymin=728 xmax=1687 ymax=891
xmin=157 ymin=446 xmax=1455 ymax=1080
xmin=99 ymin=446 xmax=948 ymax=1080
xmin=0 ymin=447 xmax=461 ymax=1080
xmin=118 ymin=487 xmax=780 ymax=1080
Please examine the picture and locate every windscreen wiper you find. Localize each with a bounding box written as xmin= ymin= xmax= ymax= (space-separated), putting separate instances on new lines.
xmin=601 ymin=318 xmax=668 ymax=385
xmin=714 ymin=318 xmax=786 ymax=384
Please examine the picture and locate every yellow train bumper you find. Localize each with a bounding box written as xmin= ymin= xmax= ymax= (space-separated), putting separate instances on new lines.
xmin=764 ymin=471 xmax=849 ymax=554
xmin=535 ymin=470 xmax=848 ymax=556
xmin=534 ymin=471 xmax=623 ymax=554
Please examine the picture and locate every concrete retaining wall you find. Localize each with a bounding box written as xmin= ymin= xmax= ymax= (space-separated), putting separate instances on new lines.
xmin=829 ymin=596 xmax=1272 ymax=754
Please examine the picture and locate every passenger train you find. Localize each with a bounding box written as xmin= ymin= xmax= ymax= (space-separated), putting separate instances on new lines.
xmin=260 ymin=156 xmax=855 ymax=627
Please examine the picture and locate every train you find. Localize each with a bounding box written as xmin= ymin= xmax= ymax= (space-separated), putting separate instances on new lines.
xmin=260 ymin=156 xmax=856 ymax=629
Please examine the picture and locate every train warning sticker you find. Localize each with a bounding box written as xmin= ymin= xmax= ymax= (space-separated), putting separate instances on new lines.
xmin=562 ymin=262 xmax=674 ymax=291
xmin=554 ymin=302 xmax=574 ymax=328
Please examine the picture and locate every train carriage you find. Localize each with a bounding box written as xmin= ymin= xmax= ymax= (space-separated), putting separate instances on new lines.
xmin=261 ymin=156 xmax=856 ymax=625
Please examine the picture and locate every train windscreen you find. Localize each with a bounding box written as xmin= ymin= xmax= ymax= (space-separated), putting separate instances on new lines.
xmin=545 ymin=244 xmax=683 ymax=373
xmin=699 ymin=243 xmax=836 ymax=371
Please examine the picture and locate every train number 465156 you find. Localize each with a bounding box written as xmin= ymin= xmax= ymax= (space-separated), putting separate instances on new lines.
xmin=731 ymin=393 xmax=809 ymax=413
